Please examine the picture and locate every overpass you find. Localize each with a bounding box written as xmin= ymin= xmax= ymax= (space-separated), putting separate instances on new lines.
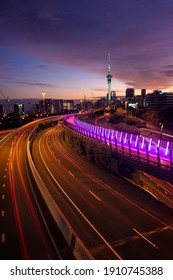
xmin=64 ymin=114 xmax=173 ymax=184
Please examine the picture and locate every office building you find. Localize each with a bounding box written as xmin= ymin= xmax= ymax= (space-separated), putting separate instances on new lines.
xmin=145 ymin=91 xmax=173 ymax=109
xmin=52 ymin=99 xmax=63 ymax=114
xmin=0 ymin=104 xmax=14 ymax=117
xmin=14 ymin=104 xmax=24 ymax=115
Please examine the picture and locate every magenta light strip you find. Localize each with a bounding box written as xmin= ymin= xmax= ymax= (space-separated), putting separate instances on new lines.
xmin=135 ymin=135 xmax=138 ymax=147
xmin=141 ymin=136 xmax=145 ymax=149
xmin=124 ymin=133 xmax=127 ymax=144
xmin=149 ymin=138 xmax=152 ymax=151
xmin=119 ymin=132 xmax=122 ymax=142
xmin=165 ymin=141 xmax=169 ymax=156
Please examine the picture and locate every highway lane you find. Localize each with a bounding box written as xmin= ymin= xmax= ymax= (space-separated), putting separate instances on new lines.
xmin=32 ymin=124 xmax=173 ymax=259
xmin=0 ymin=119 xmax=74 ymax=259
xmin=0 ymin=135 xmax=22 ymax=259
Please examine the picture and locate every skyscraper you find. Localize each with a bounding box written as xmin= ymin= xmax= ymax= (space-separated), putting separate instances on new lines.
xmin=126 ymin=88 xmax=135 ymax=98
xmin=141 ymin=88 xmax=146 ymax=98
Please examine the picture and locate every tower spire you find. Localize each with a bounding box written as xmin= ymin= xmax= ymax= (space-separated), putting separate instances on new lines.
xmin=108 ymin=53 xmax=111 ymax=70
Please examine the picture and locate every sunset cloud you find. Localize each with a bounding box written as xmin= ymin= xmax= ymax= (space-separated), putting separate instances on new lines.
xmin=1 ymin=0 xmax=173 ymax=98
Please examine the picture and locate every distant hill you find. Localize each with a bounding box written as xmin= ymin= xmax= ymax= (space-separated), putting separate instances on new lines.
xmin=0 ymin=98 xmax=41 ymax=105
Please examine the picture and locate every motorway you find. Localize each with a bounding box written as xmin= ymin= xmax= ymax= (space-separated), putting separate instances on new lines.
xmin=31 ymin=124 xmax=173 ymax=259
xmin=0 ymin=120 xmax=74 ymax=260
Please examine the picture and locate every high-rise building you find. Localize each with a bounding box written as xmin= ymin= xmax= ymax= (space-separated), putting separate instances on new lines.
xmin=106 ymin=54 xmax=112 ymax=106
xmin=125 ymin=88 xmax=135 ymax=105
xmin=141 ymin=88 xmax=146 ymax=98
xmin=145 ymin=91 xmax=173 ymax=109
xmin=39 ymin=98 xmax=53 ymax=115
xmin=52 ymin=99 xmax=63 ymax=114
xmin=63 ymin=100 xmax=74 ymax=112
xmin=0 ymin=104 xmax=14 ymax=117
xmin=126 ymin=88 xmax=135 ymax=98
xmin=14 ymin=104 xmax=24 ymax=115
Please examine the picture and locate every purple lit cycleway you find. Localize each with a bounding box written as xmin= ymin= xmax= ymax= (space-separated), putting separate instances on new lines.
xmin=65 ymin=115 xmax=173 ymax=167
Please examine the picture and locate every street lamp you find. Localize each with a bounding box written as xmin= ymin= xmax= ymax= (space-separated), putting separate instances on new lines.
xmin=42 ymin=91 xmax=46 ymax=117
xmin=159 ymin=122 xmax=164 ymax=140
xmin=124 ymin=100 xmax=128 ymax=123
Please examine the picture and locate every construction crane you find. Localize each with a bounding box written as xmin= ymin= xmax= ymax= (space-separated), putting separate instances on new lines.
xmin=0 ymin=89 xmax=10 ymax=102
xmin=90 ymin=92 xmax=97 ymax=109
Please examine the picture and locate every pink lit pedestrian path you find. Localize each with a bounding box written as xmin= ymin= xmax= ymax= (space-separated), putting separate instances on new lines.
xmin=64 ymin=115 xmax=173 ymax=170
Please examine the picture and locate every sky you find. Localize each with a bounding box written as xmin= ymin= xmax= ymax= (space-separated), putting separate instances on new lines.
xmin=1 ymin=0 xmax=173 ymax=100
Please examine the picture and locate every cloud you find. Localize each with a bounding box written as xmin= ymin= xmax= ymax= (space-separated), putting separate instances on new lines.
xmin=91 ymin=87 xmax=107 ymax=92
xmin=125 ymin=81 xmax=139 ymax=88
xmin=15 ymin=80 xmax=58 ymax=88
xmin=1 ymin=0 xmax=173 ymax=97
xmin=160 ymin=70 xmax=173 ymax=77
xmin=164 ymin=65 xmax=173 ymax=69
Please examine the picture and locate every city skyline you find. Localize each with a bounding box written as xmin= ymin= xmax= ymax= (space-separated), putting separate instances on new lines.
xmin=1 ymin=1 xmax=173 ymax=99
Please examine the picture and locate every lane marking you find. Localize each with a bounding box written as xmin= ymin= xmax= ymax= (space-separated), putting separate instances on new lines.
xmin=38 ymin=138 xmax=122 ymax=259
xmin=2 ymin=195 xmax=5 ymax=200
xmin=133 ymin=228 xmax=159 ymax=249
xmin=68 ymin=171 xmax=75 ymax=177
xmin=2 ymin=184 xmax=5 ymax=188
xmin=4 ymin=175 xmax=6 ymax=179
xmin=1 ymin=210 xmax=5 ymax=217
xmin=89 ymin=190 xmax=101 ymax=201
xmin=50 ymin=126 xmax=173 ymax=232
xmin=1 ymin=233 xmax=5 ymax=244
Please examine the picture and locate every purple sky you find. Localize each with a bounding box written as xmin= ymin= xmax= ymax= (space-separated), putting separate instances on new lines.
xmin=1 ymin=0 xmax=173 ymax=100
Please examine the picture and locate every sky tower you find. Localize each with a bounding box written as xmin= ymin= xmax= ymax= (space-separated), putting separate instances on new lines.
xmin=106 ymin=53 xmax=112 ymax=106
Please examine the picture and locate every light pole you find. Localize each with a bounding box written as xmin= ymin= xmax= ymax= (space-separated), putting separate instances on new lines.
xmin=42 ymin=91 xmax=46 ymax=117
xmin=159 ymin=122 xmax=164 ymax=140
xmin=124 ymin=100 xmax=128 ymax=123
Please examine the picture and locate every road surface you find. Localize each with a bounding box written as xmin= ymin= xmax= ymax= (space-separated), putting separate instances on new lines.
xmin=0 ymin=119 xmax=74 ymax=260
xmin=31 ymin=124 xmax=173 ymax=259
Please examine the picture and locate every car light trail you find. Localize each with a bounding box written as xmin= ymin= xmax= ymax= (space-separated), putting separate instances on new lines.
xmin=37 ymin=124 xmax=173 ymax=259
xmin=9 ymin=156 xmax=29 ymax=259
xmin=133 ymin=228 xmax=159 ymax=249
xmin=89 ymin=191 xmax=101 ymax=201
xmin=38 ymin=134 xmax=122 ymax=260
xmin=15 ymin=132 xmax=52 ymax=259
xmin=68 ymin=171 xmax=75 ymax=177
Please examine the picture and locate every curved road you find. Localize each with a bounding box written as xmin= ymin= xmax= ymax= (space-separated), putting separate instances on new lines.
xmin=32 ymin=124 xmax=173 ymax=260
xmin=0 ymin=119 xmax=74 ymax=260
